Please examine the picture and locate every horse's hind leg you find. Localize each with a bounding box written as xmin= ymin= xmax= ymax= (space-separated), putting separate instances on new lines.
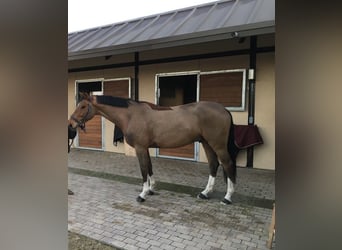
xmin=217 ymin=149 xmax=236 ymax=205
xmin=136 ymin=147 xmax=152 ymax=202
xmin=198 ymin=141 xmax=220 ymax=200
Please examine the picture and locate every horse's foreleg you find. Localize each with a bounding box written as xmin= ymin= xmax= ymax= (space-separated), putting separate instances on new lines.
xmin=148 ymin=175 xmax=156 ymax=195
xmin=198 ymin=175 xmax=216 ymax=199
xmin=146 ymin=150 xmax=156 ymax=195
xmin=198 ymin=141 xmax=219 ymax=199
xmin=136 ymin=147 xmax=151 ymax=202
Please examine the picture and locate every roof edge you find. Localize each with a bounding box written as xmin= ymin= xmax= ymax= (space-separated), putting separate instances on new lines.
xmin=69 ymin=21 xmax=274 ymax=61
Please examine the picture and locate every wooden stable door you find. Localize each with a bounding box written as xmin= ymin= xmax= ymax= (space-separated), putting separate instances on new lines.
xmin=78 ymin=115 xmax=102 ymax=148
xmin=77 ymin=81 xmax=103 ymax=149
xmin=157 ymin=74 xmax=197 ymax=160
xmin=77 ymin=78 xmax=130 ymax=149
xmin=158 ymin=144 xmax=195 ymax=159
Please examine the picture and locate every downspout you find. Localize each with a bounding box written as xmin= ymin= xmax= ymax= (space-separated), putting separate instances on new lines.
xmin=247 ymin=36 xmax=257 ymax=167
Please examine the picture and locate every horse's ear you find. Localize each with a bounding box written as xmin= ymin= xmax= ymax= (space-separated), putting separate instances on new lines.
xmin=88 ymin=94 xmax=96 ymax=104
xmin=79 ymin=92 xmax=91 ymax=101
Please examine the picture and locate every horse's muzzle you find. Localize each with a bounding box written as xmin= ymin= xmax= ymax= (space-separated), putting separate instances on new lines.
xmin=70 ymin=116 xmax=86 ymax=132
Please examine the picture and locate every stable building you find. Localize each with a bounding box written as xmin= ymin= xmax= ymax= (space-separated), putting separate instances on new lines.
xmin=68 ymin=0 xmax=275 ymax=170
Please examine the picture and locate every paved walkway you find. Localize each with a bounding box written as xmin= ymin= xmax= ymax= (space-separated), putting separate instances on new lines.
xmin=68 ymin=149 xmax=275 ymax=249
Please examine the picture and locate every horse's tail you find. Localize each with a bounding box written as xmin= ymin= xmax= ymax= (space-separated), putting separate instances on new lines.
xmin=223 ymin=110 xmax=239 ymax=184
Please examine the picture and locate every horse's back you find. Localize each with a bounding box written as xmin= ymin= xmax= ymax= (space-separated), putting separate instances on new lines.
xmin=170 ymin=101 xmax=231 ymax=125
xmin=194 ymin=101 xmax=230 ymax=120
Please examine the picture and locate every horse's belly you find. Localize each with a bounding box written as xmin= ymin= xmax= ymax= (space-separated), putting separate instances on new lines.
xmin=152 ymin=129 xmax=199 ymax=148
xmin=150 ymin=111 xmax=201 ymax=148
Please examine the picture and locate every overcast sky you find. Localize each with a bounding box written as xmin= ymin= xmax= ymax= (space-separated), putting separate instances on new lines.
xmin=68 ymin=0 xmax=216 ymax=33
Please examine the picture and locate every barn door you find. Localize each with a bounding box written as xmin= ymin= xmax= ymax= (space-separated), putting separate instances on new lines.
xmin=76 ymin=80 xmax=103 ymax=149
xmin=156 ymin=73 xmax=198 ymax=161
xmin=103 ymin=78 xmax=130 ymax=146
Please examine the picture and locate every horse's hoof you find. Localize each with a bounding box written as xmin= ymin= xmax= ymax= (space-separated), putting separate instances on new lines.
xmin=220 ymin=198 xmax=232 ymax=205
xmin=148 ymin=190 xmax=154 ymax=195
xmin=197 ymin=193 xmax=209 ymax=200
xmin=136 ymin=196 xmax=145 ymax=202
xmin=68 ymin=189 xmax=74 ymax=195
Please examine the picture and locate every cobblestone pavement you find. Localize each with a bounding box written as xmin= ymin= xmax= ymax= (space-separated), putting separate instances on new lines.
xmin=68 ymin=149 xmax=275 ymax=249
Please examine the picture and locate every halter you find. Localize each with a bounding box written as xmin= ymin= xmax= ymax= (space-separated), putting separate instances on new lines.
xmin=70 ymin=103 xmax=92 ymax=131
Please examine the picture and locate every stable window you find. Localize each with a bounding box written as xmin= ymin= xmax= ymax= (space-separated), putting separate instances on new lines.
xmin=200 ymin=69 xmax=246 ymax=111
xmin=103 ymin=78 xmax=131 ymax=98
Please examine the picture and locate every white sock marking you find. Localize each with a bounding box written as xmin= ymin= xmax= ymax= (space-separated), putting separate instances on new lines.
xmin=148 ymin=175 xmax=156 ymax=192
xmin=139 ymin=181 xmax=149 ymax=199
xmin=201 ymin=175 xmax=216 ymax=197
xmin=224 ymin=177 xmax=235 ymax=202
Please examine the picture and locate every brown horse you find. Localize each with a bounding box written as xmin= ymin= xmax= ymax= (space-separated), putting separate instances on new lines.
xmin=68 ymin=93 xmax=238 ymax=204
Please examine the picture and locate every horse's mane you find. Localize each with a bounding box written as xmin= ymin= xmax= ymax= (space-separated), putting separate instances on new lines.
xmin=96 ymin=95 xmax=172 ymax=110
xmin=96 ymin=96 xmax=133 ymax=108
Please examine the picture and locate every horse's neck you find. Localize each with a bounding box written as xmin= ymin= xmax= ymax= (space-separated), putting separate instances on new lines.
xmin=95 ymin=104 xmax=129 ymax=132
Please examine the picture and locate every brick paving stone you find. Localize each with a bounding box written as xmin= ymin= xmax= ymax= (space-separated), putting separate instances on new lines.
xmin=178 ymin=233 xmax=193 ymax=241
xmin=168 ymin=235 xmax=183 ymax=243
xmin=181 ymin=246 xmax=198 ymax=250
xmin=102 ymin=231 xmax=115 ymax=238
xmin=123 ymin=237 xmax=138 ymax=245
xmin=181 ymin=239 xmax=197 ymax=247
xmin=135 ymin=230 xmax=147 ymax=237
xmin=112 ymin=234 xmax=126 ymax=242
xmin=156 ymin=232 xmax=170 ymax=239
xmin=158 ymin=237 xmax=173 ymax=245
xmin=160 ymin=244 xmax=176 ymax=250
xmin=206 ymin=240 xmax=223 ymax=248
xmin=242 ymin=240 xmax=258 ymax=248
xmin=148 ymin=239 xmax=162 ymax=247
xmin=237 ymin=234 xmax=252 ymax=242
xmin=125 ymin=245 xmax=138 ymax=250
xmin=171 ymin=241 xmax=187 ymax=249
xmin=92 ymin=228 xmax=104 ymax=235
xmin=144 ymin=233 xmax=160 ymax=241
xmin=232 ymin=238 xmax=242 ymax=244
xmin=112 ymin=229 xmax=127 ymax=236
xmin=231 ymin=242 xmax=248 ymax=249
xmin=123 ymin=232 xmax=137 ymax=240
xmin=134 ymin=235 xmax=148 ymax=243
xmin=146 ymin=228 xmax=158 ymax=235
xmin=194 ymin=242 xmax=208 ymax=250
xmin=109 ymin=239 xmax=127 ymax=249
xmin=136 ymin=241 xmax=151 ymax=249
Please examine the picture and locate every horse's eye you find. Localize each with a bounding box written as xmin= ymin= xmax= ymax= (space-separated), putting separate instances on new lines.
xmin=81 ymin=105 xmax=86 ymax=109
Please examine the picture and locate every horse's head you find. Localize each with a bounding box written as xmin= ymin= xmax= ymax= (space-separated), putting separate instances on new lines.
xmin=68 ymin=92 xmax=97 ymax=131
